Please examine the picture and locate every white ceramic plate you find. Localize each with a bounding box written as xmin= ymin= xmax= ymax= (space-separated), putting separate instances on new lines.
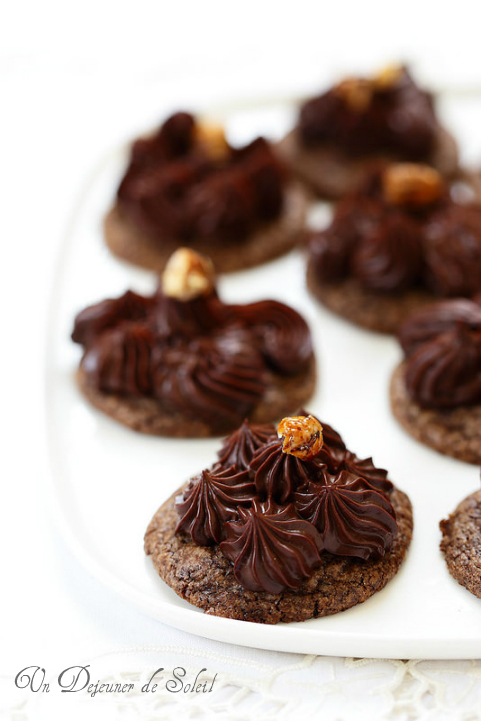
xmin=46 ymin=94 xmax=481 ymax=659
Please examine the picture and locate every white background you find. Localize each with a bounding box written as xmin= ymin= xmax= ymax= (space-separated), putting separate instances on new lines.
xmin=2 ymin=2 xmax=481 ymax=719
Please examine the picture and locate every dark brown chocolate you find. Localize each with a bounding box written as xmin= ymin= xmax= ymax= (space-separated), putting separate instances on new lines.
xmin=398 ymin=298 xmax=481 ymax=409
xmin=72 ymin=287 xmax=313 ymax=433
xmin=299 ymin=67 xmax=437 ymax=160
xmin=309 ymin=167 xmax=481 ymax=301
xmin=173 ymin=416 xmax=399 ymax=593
xmin=117 ymin=113 xmax=286 ymax=245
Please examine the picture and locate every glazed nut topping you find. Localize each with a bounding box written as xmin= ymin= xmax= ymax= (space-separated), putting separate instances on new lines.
xmin=382 ymin=163 xmax=445 ymax=207
xmin=334 ymin=78 xmax=373 ymax=113
xmin=373 ymin=63 xmax=403 ymax=90
xmin=162 ymin=248 xmax=215 ymax=301
xmin=193 ymin=120 xmax=229 ymax=160
xmin=278 ymin=415 xmax=324 ymax=460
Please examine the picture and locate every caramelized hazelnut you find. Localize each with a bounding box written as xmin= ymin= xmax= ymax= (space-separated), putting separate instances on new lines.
xmin=334 ymin=78 xmax=373 ymax=113
xmin=162 ymin=248 xmax=215 ymax=301
xmin=382 ymin=163 xmax=445 ymax=207
xmin=193 ymin=120 xmax=229 ymax=161
xmin=277 ymin=415 xmax=324 ymax=460
xmin=373 ymin=63 xmax=403 ymax=90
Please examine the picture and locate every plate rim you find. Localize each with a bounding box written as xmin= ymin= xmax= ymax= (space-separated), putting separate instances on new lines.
xmin=44 ymin=93 xmax=481 ymax=660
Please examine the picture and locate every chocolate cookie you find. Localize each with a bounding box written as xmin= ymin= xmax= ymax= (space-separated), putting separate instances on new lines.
xmin=144 ymin=485 xmax=412 ymax=624
xmin=145 ymin=414 xmax=412 ymax=623
xmin=440 ymin=490 xmax=481 ymax=599
xmin=307 ymin=164 xmax=481 ymax=334
xmin=105 ymin=112 xmax=308 ymax=274
xmin=390 ymin=362 xmax=481 ymax=464
xmin=277 ymin=125 xmax=458 ymax=201
xmin=105 ymin=182 xmax=307 ymax=275
xmin=71 ymin=249 xmax=316 ymax=437
xmin=306 ymin=261 xmax=435 ymax=334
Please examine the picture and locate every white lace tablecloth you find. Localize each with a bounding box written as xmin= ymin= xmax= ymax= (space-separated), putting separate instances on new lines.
xmin=3 ymin=5 xmax=481 ymax=719
xmin=4 ymin=643 xmax=481 ymax=720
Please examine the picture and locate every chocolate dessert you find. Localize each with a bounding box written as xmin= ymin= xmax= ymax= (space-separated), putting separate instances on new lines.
xmin=440 ymin=489 xmax=481 ymax=599
xmin=71 ymin=249 xmax=316 ymax=437
xmin=277 ymin=65 xmax=458 ymax=199
xmin=145 ymin=413 xmax=413 ymax=623
xmin=105 ymin=112 xmax=307 ymax=273
xmin=390 ymin=296 xmax=481 ymax=463
xmin=307 ymin=164 xmax=481 ymax=333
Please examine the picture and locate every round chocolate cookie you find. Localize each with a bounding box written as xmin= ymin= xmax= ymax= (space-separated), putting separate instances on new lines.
xmin=76 ymin=354 xmax=316 ymax=438
xmin=106 ymin=184 xmax=308 ymax=275
xmin=306 ymin=260 xmax=436 ymax=334
xmin=276 ymin=126 xmax=458 ymax=201
xmin=144 ymin=485 xmax=412 ymax=624
xmin=390 ymin=362 xmax=481 ymax=464
xmin=440 ymin=490 xmax=481 ymax=599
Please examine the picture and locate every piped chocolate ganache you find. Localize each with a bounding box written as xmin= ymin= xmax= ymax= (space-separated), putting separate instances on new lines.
xmin=172 ymin=414 xmax=401 ymax=595
xmin=390 ymin=296 xmax=481 ymax=464
xmin=72 ymin=249 xmax=315 ymax=437
xmin=307 ymin=164 xmax=481 ymax=333
xmin=145 ymin=413 xmax=412 ymax=622
xmin=105 ymin=112 xmax=308 ymax=273
xmin=300 ymin=66 xmax=438 ymax=160
xmin=118 ymin=115 xmax=285 ymax=241
xmin=277 ymin=65 xmax=459 ymax=199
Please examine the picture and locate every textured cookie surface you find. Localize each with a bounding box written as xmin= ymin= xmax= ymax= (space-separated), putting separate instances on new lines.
xmin=306 ymin=260 xmax=436 ymax=334
xmin=440 ymin=490 xmax=481 ymax=599
xmin=144 ymin=486 xmax=413 ymax=624
xmin=76 ymin=354 xmax=316 ymax=438
xmin=105 ymin=182 xmax=308 ymax=275
xmin=390 ymin=362 xmax=481 ymax=464
xmin=276 ymin=126 xmax=458 ymax=200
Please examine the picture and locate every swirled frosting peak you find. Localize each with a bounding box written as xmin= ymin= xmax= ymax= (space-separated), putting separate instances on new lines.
xmin=217 ymin=420 xmax=276 ymax=471
xmin=250 ymin=439 xmax=321 ymax=504
xmin=398 ymin=298 xmax=481 ymax=408
xmin=219 ymin=499 xmax=322 ymax=593
xmin=175 ymin=467 xmax=256 ymax=545
xmin=341 ymin=452 xmax=393 ymax=494
xmin=293 ymin=469 xmax=397 ymax=560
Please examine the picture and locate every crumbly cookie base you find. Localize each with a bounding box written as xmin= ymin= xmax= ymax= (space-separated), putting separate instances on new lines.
xmin=144 ymin=486 xmax=413 ymax=624
xmin=440 ymin=490 xmax=481 ymax=599
xmin=306 ymin=260 xmax=437 ymax=334
xmin=390 ymin=362 xmax=481 ymax=464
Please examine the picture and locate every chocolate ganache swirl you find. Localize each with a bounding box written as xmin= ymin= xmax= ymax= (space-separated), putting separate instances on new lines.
xmin=296 ymin=409 xmax=392 ymax=492
xmin=217 ymin=419 xmax=276 ymax=471
xmin=423 ymin=204 xmax=481 ymax=297
xmin=250 ymin=439 xmax=324 ymax=504
xmin=351 ymin=214 xmax=424 ymax=292
xmin=299 ymin=67 xmax=437 ymax=159
xmin=341 ymin=452 xmax=393 ymax=494
xmin=293 ymin=469 xmax=397 ymax=560
xmin=219 ymin=499 xmax=322 ymax=593
xmin=310 ymin=167 xmax=481 ymax=299
xmin=175 ymin=466 xmax=256 ymax=545
xmin=398 ymin=298 xmax=481 ymax=409
xmin=117 ymin=112 xmax=285 ymax=243
xmin=72 ymin=284 xmax=313 ymax=430
xmin=172 ymin=416 xmax=399 ymax=592
xmin=226 ymin=301 xmax=313 ymax=374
